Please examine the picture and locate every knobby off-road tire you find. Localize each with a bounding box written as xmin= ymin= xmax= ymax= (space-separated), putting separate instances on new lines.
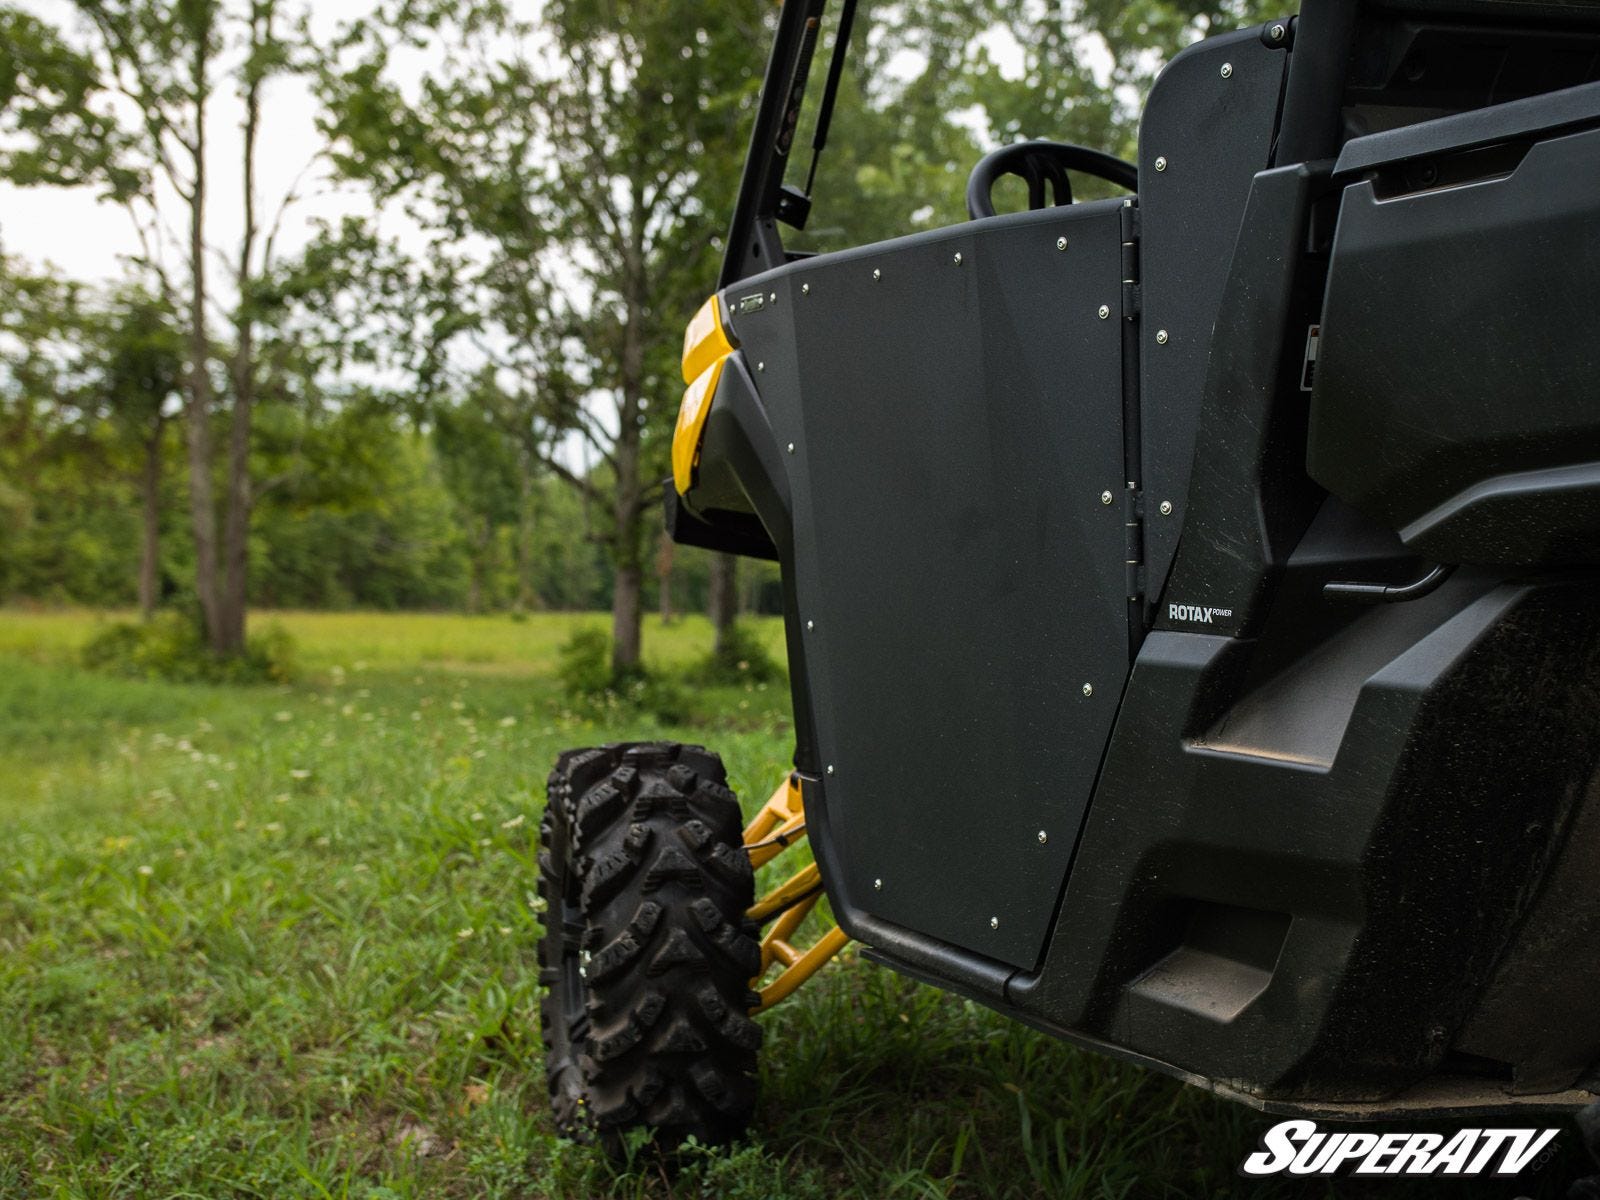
xmin=537 ymin=743 xmax=763 ymax=1152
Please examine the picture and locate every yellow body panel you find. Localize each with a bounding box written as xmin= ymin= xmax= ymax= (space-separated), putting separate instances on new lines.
xmin=671 ymin=355 xmax=729 ymax=494
xmin=673 ymin=294 xmax=739 ymax=495
xmin=681 ymin=294 xmax=734 ymax=385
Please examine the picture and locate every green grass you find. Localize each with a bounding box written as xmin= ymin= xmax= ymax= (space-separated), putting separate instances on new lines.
xmin=0 ymin=609 xmax=1591 ymax=1198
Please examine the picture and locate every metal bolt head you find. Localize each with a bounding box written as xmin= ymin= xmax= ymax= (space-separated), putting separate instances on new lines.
xmin=1037 ymin=830 xmax=1048 ymax=845
xmin=1269 ymin=23 xmax=1286 ymax=42
xmin=826 ymin=764 xmax=835 ymax=775
xmin=801 ymin=283 xmax=810 ymax=296
xmin=757 ymin=361 xmax=766 ymax=372
xmin=1097 ymin=304 xmax=1111 ymax=320
xmin=769 ymin=292 xmax=777 ymax=304
xmin=1056 ymin=236 xmax=1069 ymax=251
xmin=1100 ymin=490 xmax=1114 ymax=506
xmin=1221 ymin=62 xmax=1233 ymax=79
xmin=1155 ymin=156 xmax=1168 ymax=172
xmin=1082 ymin=682 xmax=1094 ymax=697
xmin=953 ymin=251 xmax=963 ymax=266
xmin=806 ymin=619 xmax=815 ymax=631
xmin=786 ymin=442 xmax=795 ymax=454
xmin=872 ymin=268 xmax=881 ymax=282
xmin=874 ymin=878 xmax=882 ymax=891
xmin=1156 ymin=329 xmax=1169 ymax=345
xmin=989 ymin=917 xmax=999 ymax=930
xmin=1160 ymin=500 xmax=1174 ymax=516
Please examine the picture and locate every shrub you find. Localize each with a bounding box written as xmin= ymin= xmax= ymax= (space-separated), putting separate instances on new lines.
xmin=556 ymin=626 xmax=613 ymax=699
xmin=694 ymin=620 xmax=785 ymax=687
xmin=556 ymin=626 xmax=687 ymax=723
xmin=82 ymin=611 xmax=296 ymax=685
xmin=620 ymin=670 xmax=688 ymax=724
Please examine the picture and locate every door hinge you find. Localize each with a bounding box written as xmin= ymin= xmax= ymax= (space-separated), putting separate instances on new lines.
xmin=1120 ymin=199 xmax=1141 ymax=321
xmin=1123 ymin=483 xmax=1146 ymax=601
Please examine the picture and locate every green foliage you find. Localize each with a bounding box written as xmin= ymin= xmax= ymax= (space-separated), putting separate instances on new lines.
xmin=557 ymin=625 xmax=688 ymax=723
xmin=82 ymin=610 xmax=296 ymax=684
xmin=0 ymin=7 xmax=140 ymax=196
xmin=695 ymin=620 xmax=786 ymax=688
xmin=319 ymin=0 xmax=774 ymax=666
xmin=252 ymin=426 xmax=474 ymax=612
xmin=556 ymin=625 xmax=613 ymax=699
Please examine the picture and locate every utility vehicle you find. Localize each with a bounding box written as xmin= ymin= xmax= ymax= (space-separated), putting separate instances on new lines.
xmin=538 ymin=0 xmax=1600 ymax=1150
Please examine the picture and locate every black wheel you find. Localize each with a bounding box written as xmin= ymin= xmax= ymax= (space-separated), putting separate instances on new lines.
xmin=537 ymin=742 xmax=763 ymax=1152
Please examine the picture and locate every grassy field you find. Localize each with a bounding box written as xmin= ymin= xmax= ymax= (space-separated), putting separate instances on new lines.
xmin=0 ymin=609 xmax=1593 ymax=1198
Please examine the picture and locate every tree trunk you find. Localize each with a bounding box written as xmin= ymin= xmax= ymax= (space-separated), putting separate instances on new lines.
xmin=216 ymin=32 xmax=265 ymax=659
xmin=657 ymin=530 xmax=674 ymax=625
xmin=468 ymin=519 xmax=492 ymax=614
xmin=516 ymin=450 xmax=537 ymax=611
xmin=709 ymin=552 xmax=737 ymax=656
xmin=609 ymin=200 xmax=648 ymax=676
xmin=138 ymin=425 xmax=163 ymax=620
xmin=184 ymin=39 xmax=221 ymax=651
xmin=219 ymin=302 xmax=254 ymax=653
xmin=217 ymin=373 xmax=252 ymax=655
xmin=612 ymin=561 xmax=643 ymax=672
xmin=609 ymin=413 xmax=644 ymax=672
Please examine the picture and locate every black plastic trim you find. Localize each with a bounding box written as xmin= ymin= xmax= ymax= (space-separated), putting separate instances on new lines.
xmin=1334 ymin=77 xmax=1600 ymax=175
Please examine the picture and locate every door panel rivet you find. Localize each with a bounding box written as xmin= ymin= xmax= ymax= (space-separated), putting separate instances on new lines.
xmin=826 ymin=764 xmax=835 ymax=775
xmin=1160 ymin=500 xmax=1174 ymax=516
xmin=1082 ymin=683 xmax=1094 ymax=697
xmin=1056 ymin=236 xmax=1069 ymax=251
xmin=874 ymin=878 xmax=882 ymax=890
xmin=990 ymin=917 xmax=999 ymax=930
xmin=1038 ymin=830 xmax=1048 ymax=844
xmin=1156 ymin=329 xmax=1169 ymax=344
xmin=786 ymin=442 xmax=795 ymax=454
xmin=953 ymin=252 xmax=963 ymax=265
xmin=1098 ymin=304 xmax=1111 ymax=320
xmin=872 ymin=268 xmax=881 ymax=281
xmin=1100 ymin=490 xmax=1114 ymax=505
xmin=806 ymin=619 xmax=815 ymax=631
xmin=802 ymin=283 xmax=810 ymax=295
xmin=1155 ymin=156 xmax=1168 ymax=172
xmin=757 ymin=361 xmax=765 ymax=372
xmin=1221 ymin=62 xmax=1233 ymax=78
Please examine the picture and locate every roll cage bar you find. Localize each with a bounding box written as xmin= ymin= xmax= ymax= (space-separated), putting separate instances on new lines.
xmin=721 ymin=0 xmax=857 ymax=289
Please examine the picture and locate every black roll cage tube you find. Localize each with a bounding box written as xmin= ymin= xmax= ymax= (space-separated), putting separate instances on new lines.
xmin=720 ymin=0 xmax=841 ymax=290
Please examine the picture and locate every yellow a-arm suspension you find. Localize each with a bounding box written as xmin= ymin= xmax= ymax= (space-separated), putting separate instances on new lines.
xmin=742 ymin=772 xmax=851 ymax=1012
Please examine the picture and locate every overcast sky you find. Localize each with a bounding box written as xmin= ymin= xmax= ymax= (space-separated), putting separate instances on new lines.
xmin=0 ymin=0 xmax=388 ymax=290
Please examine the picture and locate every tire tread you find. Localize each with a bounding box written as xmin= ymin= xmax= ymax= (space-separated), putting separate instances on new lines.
xmin=537 ymin=742 xmax=760 ymax=1148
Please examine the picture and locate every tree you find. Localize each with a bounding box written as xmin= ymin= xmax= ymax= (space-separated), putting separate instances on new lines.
xmin=89 ymin=289 xmax=184 ymax=618
xmin=0 ymin=7 xmax=139 ymax=195
xmin=433 ymin=375 xmax=524 ymax=613
xmin=0 ymin=259 xmax=178 ymax=609
xmin=974 ymin=0 xmax=1282 ymax=164
xmin=322 ymin=0 xmax=768 ymax=675
xmin=2 ymin=0 xmax=322 ymax=654
xmin=0 ymin=257 xmax=92 ymax=602
xmin=708 ymin=551 xmax=737 ymax=656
